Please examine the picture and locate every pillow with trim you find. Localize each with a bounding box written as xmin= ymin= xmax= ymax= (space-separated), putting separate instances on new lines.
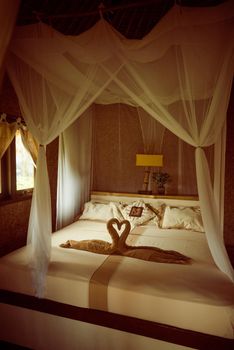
xmin=79 ymin=201 xmax=121 ymax=222
xmin=161 ymin=205 xmax=204 ymax=232
xmin=146 ymin=203 xmax=165 ymax=227
xmin=118 ymin=200 xmax=156 ymax=228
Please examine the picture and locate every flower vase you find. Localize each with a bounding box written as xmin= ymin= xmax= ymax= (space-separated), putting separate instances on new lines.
xmin=157 ymin=185 xmax=165 ymax=195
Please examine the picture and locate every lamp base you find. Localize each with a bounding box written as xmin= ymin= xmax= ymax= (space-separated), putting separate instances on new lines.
xmin=138 ymin=190 xmax=152 ymax=195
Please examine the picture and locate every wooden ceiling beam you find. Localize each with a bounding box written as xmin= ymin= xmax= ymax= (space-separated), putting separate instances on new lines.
xmin=19 ymin=0 xmax=169 ymax=21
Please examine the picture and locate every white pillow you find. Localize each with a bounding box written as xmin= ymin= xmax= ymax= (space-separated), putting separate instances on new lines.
xmin=79 ymin=201 xmax=114 ymax=222
xmin=118 ymin=200 xmax=156 ymax=228
xmin=110 ymin=202 xmax=125 ymax=222
xmin=161 ymin=206 xmax=204 ymax=232
xmin=146 ymin=203 xmax=165 ymax=227
xmin=79 ymin=201 xmax=125 ymax=222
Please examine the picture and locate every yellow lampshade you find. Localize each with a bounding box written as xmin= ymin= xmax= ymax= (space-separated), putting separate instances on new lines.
xmin=136 ymin=154 xmax=163 ymax=167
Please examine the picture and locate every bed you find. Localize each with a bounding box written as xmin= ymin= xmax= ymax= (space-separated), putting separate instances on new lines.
xmin=0 ymin=192 xmax=233 ymax=350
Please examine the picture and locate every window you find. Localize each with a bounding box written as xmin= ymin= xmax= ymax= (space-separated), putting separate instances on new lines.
xmin=0 ymin=130 xmax=34 ymax=199
xmin=15 ymin=130 xmax=34 ymax=191
xmin=0 ymin=149 xmax=7 ymax=197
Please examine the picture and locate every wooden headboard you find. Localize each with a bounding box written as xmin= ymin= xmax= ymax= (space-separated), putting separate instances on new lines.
xmin=91 ymin=191 xmax=199 ymax=207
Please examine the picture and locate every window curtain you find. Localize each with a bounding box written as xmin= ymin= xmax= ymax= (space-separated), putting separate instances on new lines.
xmin=6 ymin=2 xmax=234 ymax=295
xmin=19 ymin=127 xmax=39 ymax=167
xmin=0 ymin=114 xmax=38 ymax=164
xmin=56 ymin=106 xmax=93 ymax=229
xmin=0 ymin=114 xmax=17 ymax=158
xmin=0 ymin=0 xmax=20 ymax=90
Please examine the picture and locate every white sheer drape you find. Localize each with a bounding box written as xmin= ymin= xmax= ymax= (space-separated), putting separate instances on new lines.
xmin=137 ymin=108 xmax=165 ymax=154
xmin=6 ymin=1 xmax=234 ymax=294
xmin=137 ymin=108 xmax=166 ymax=192
xmin=27 ymin=145 xmax=51 ymax=297
xmin=56 ymin=107 xmax=93 ymax=229
xmin=19 ymin=127 xmax=39 ymax=166
xmin=7 ymin=61 xmax=113 ymax=296
xmin=111 ymin=42 xmax=234 ymax=278
xmin=214 ymin=122 xmax=226 ymax=233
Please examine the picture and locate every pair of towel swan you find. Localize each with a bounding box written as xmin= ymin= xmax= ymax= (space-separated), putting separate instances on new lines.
xmin=60 ymin=218 xmax=191 ymax=264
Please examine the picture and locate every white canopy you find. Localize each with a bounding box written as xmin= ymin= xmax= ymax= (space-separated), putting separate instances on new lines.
xmin=6 ymin=1 xmax=234 ymax=295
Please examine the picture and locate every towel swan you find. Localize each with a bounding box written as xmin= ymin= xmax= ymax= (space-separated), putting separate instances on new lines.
xmin=60 ymin=218 xmax=191 ymax=264
xmin=59 ymin=218 xmax=121 ymax=254
xmin=116 ymin=218 xmax=191 ymax=264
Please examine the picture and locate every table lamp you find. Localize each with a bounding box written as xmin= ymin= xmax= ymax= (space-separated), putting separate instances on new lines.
xmin=136 ymin=154 xmax=163 ymax=194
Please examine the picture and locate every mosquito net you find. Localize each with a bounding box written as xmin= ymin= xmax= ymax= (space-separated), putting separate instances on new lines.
xmin=4 ymin=1 xmax=234 ymax=295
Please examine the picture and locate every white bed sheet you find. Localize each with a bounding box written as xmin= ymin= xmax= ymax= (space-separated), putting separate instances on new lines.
xmin=0 ymin=219 xmax=233 ymax=339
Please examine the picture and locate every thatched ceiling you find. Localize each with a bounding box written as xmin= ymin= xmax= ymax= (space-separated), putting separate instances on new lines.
xmin=16 ymin=0 xmax=226 ymax=38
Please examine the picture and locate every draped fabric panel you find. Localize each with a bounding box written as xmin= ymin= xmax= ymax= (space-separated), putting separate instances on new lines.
xmin=137 ymin=108 xmax=165 ymax=193
xmin=6 ymin=2 xmax=234 ymax=293
xmin=137 ymin=108 xmax=165 ymax=154
xmin=27 ymin=145 xmax=51 ymax=297
xmin=0 ymin=116 xmax=37 ymax=165
xmin=19 ymin=127 xmax=39 ymax=166
xmin=56 ymin=107 xmax=93 ymax=229
xmin=214 ymin=123 xmax=226 ymax=234
xmin=92 ymin=104 xmax=197 ymax=195
xmin=0 ymin=119 xmax=17 ymax=158
xmin=7 ymin=38 xmax=116 ymax=296
xmin=108 ymin=26 xmax=234 ymax=279
xmin=195 ymin=147 xmax=230 ymax=277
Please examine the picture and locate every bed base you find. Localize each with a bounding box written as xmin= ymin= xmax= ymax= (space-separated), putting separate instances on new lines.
xmin=1 ymin=289 xmax=233 ymax=350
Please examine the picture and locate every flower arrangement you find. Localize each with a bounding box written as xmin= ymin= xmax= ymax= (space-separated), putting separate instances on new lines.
xmin=152 ymin=172 xmax=170 ymax=194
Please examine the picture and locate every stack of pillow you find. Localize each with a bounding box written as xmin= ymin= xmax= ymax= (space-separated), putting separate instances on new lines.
xmin=79 ymin=200 xmax=204 ymax=233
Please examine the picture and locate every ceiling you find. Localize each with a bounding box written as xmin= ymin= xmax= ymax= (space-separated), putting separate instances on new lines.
xmin=16 ymin=0 xmax=226 ymax=39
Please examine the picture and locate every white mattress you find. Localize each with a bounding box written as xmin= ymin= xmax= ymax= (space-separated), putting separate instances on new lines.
xmin=0 ymin=219 xmax=234 ymax=339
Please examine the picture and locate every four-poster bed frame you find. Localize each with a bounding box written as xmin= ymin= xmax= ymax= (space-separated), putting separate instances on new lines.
xmin=0 ymin=192 xmax=233 ymax=350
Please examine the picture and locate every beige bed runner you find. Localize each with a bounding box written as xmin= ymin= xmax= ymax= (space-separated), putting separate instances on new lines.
xmin=89 ymin=254 xmax=123 ymax=310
